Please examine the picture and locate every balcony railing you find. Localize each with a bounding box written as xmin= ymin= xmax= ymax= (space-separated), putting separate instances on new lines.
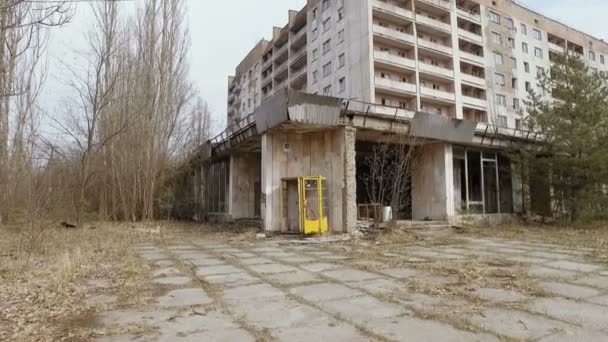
xmin=290 ymin=47 xmax=307 ymax=65
xmin=418 ymin=0 xmax=451 ymax=11
xmin=463 ymin=95 xmax=488 ymax=109
xmin=458 ymin=28 xmax=483 ymax=44
xmin=419 ymin=62 xmax=454 ymax=78
xmin=262 ymin=57 xmax=273 ymax=71
xmin=373 ymin=104 xmax=416 ymax=119
xmin=274 ymin=44 xmax=288 ymax=60
xmin=460 ymin=51 xmax=485 ymax=65
xmin=415 ymin=15 xmax=451 ymax=32
xmin=548 ymin=42 xmax=565 ymax=53
xmin=456 ymin=7 xmax=481 ymax=23
xmin=291 ymin=27 xmax=307 ymax=45
xmin=274 ymin=62 xmax=288 ymax=77
xmin=460 ymin=73 xmax=486 ymax=86
xmin=375 ymin=77 xmax=417 ymax=94
xmin=417 ymin=38 xmax=452 ymax=55
xmin=372 ymin=0 xmax=413 ymax=20
xmin=374 ymin=50 xmax=416 ymax=69
xmin=420 ymin=87 xmax=456 ymax=102
xmin=290 ymin=66 xmax=307 ymax=82
xmin=373 ymin=24 xmax=415 ymax=45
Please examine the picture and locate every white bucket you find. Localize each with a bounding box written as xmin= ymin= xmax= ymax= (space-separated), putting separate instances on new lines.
xmin=382 ymin=206 xmax=393 ymax=222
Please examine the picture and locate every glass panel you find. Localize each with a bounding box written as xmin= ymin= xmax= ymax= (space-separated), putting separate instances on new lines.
xmin=305 ymin=179 xmax=319 ymax=220
xmin=498 ymin=154 xmax=514 ymax=213
xmin=467 ymin=151 xmax=482 ymax=202
xmin=453 ymin=158 xmax=467 ymax=212
xmin=483 ymin=161 xmax=499 ymax=214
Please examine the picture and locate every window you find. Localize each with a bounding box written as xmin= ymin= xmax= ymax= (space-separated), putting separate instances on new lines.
xmin=506 ymin=18 xmax=514 ymax=29
xmin=312 ymin=27 xmax=318 ymax=40
xmin=323 ymin=62 xmax=332 ymax=77
xmin=513 ymin=98 xmax=520 ymax=110
xmin=589 ymin=51 xmax=596 ymax=61
xmin=508 ymin=38 xmax=515 ymax=49
xmin=338 ymin=53 xmax=345 ymax=68
xmin=495 ymin=73 xmax=505 ymax=86
xmin=515 ymin=119 xmax=522 ymax=130
xmin=534 ymin=47 xmax=543 ymax=59
xmin=322 ymin=39 xmax=331 ymax=55
xmin=312 ymin=8 xmax=318 ymax=20
xmin=338 ymin=7 xmax=344 ymax=21
xmin=312 ymin=48 xmax=319 ymax=60
xmin=322 ymin=0 xmax=330 ymax=12
xmin=312 ymin=70 xmax=318 ymax=83
xmin=489 ymin=11 xmax=500 ymax=24
xmin=339 ymin=77 xmax=346 ymax=92
xmin=323 ymin=85 xmax=331 ymax=95
xmin=524 ymin=62 xmax=530 ymax=73
xmin=511 ymin=57 xmax=517 ymax=69
xmin=525 ymin=81 xmax=531 ymax=91
xmin=522 ymin=42 xmax=529 ymax=53
xmin=601 ymin=55 xmax=605 ymax=64
xmin=512 ymin=77 xmax=517 ymax=89
xmin=498 ymin=115 xmax=508 ymax=127
xmin=496 ymin=94 xmax=506 ymax=106
xmin=338 ymin=29 xmax=344 ymax=43
xmin=493 ymin=52 xmax=504 ymax=65
xmin=381 ymin=98 xmax=387 ymax=106
xmin=492 ymin=31 xmax=502 ymax=44
xmin=521 ymin=23 xmax=527 ymax=35
xmin=323 ymin=17 xmax=331 ymax=32
xmin=536 ymin=66 xmax=544 ymax=77
xmin=533 ymin=28 xmax=542 ymax=40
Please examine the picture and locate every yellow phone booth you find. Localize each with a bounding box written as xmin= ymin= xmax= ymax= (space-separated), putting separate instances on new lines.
xmin=281 ymin=176 xmax=329 ymax=235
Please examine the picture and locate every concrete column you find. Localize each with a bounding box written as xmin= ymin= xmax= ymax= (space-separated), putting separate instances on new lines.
xmin=261 ymin=133 xmax=274 ymax=232
xmin=342 ymin=126 xmax=357 ymax=232
xmin=412 ymin=143 xmax=454 ymax=221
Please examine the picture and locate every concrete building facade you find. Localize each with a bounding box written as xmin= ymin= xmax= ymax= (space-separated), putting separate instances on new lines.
xmin=205 ymin=0 xmax=608 ymax=233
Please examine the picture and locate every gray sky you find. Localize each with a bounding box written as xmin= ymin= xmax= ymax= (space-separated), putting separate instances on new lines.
xmin=44 ymin=0 xmax=607 ymax=133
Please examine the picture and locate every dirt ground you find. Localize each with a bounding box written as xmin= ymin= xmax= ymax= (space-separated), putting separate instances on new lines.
xmin=1 ymin=221 xmax=607 ymax=341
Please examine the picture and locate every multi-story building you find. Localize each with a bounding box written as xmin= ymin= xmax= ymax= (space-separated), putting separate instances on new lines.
xmin=207 ymin=0 xmax=608 ymax=233
xmin=228 ymin=0 xmax=608 ymax=126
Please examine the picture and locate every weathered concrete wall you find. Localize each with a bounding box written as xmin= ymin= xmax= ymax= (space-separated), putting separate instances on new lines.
xmin=228 ymin=153 xmax=261 ymax=219
xmin=342 ymin=127 xmax=357 ymax=232
xmin=412 ymin=143 xmax=454 ymax=221
xmin=261 ymin=127 xmax=355 ymax=233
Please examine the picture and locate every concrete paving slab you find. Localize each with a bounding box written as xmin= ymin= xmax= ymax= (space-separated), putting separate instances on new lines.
xmin=250 ymin=247 xmax=284 ymax=253
xmin=493 ymin=247 xmax=528 ymax=254
xmin=299 ymin=262 xmax=341 ymax=273
xmin=600 ymin=271 xmax=608 ymax=276
xmin=378 ymin=267 xmax=419 ymax=279
xmin=153 ymin=276 xmax=192 ymax=286
xmin=540 ymin=282 xmax=602 ymax=299
xmin=265 ymin=270 xmax=320 ymax=286
xmin=231 ymin=252 xmax=257 ymax=258
xmin=223 ymin=284 xmax=285 ymax=302
xmin=248 ymin=263 xmax=299 ymax=274
xmin=203 ymin=272 xmax=261 ymax=287
xmin=321 ymin=268 xmax=383 ymax=282
xmin=399 ymin=293 xmax=468 ymax=312
xmin=155 ymin=312 xmax=252 ymax=341
xmin=528 ymin=265 xmax=579 ymax=279
xmin=321 ymin=295 xmax=408 ymax=324
xmin=185 ymin=257 xmax=225 ymax=267
xmin=475 ymin=288 xmax=529 ymax=303
xmin=195 ymin=265 xmax=242 ymax=277
xmin=586 ymin=295 xmax=608 ymax=306
xmin=305 ymin=251 xmax=335 ymax=256
xmin=530 ymin=297 xmax=608 ymax=329
xmin=321 ymin=255 xmax=351 ymax=260
xmin=238 ymin=257 xmax=274 ymax=265
xmin=528 ymin=251 xmax=572 ymax=260
xmin=290 ymin=283 xmax=363 ymax=302
xmin=538 ymin=329 xmax=608 ymax=342
xmin=272 ymin=321 xmax=370 ymax=342
xmin=545 ymin=260 xmax=602 ymax=273
xmin=157 ymin=288 xmax=211 ymax=308
xmin=154 ymin=260 xmax=175 ymax=268
xmin=574 ymin=275 xmax=608 ymax=289
xmin=280 ymin=256 xmax=317 ymax=264
xmin=347 ymin=278 xmax=405 ymax=296
xmin=469 ymin=308 xmax=572 ymax=340
xmin=368 ymin=315 xmax=499 ymax=342
xmin=97 ymin=309 xmax=177 ymax=327
xmin=506 ymin=255 xmax=551 ymax=264
xmin=227 ymin=297 xmax=325 ymax=329
xmin=262 ymin=251 xmax=299 ymax=258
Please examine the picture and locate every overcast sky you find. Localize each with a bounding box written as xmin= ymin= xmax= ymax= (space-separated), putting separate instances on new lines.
xmin=44 ymin=0 xmax=607 ymax=132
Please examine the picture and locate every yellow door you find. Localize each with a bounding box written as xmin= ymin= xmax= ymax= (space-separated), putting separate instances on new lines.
xmin=299 ymin=177 xmax=328 ymax=235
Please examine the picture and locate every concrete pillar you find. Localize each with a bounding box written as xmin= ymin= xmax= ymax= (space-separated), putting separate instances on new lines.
xmin=342 ymin=126 xmax=357 ymax=232
xmin=261 ymin=133 xmax=274 ymax=232
xmin=412 ymin=143 xmax=454 ymax=221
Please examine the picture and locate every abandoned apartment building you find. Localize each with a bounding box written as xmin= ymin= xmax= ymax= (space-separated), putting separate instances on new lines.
xmin=186 ymin=0 xmax=608 ymax=234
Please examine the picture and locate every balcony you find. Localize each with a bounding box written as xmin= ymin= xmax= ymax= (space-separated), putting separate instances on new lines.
xmin=262 ymin=57 xmax=273 ymax=71
xmin=463 ymin=96 xmax=488 ymax=109
xmin=291 ymin=27 xmax=307 ymax=49
xmin=290 ymin=66 xmax=307 ymax=83
xmin=374 ymin=50 xmax=416 ymax=70
xmin=460 ymin=73 xmax=486 ymax=87
xmin=415 ymin=15 xmax=451 ymax=33
xmin=418 ymin=0 xmax=452 ymax=11
xmin=290 ymin=47 xmax=307 ymax=65
xmin=372 ymin=0 xmax=413 ymax=21
xmin=417 ymin=38 xmax=452 ymax=55
xmin=420 ymin=86 xmax=455 ymax=102
xmin=460 ymin=51 xmax=485 ymax=66
xmin=418 ymin=62 xmax=454 ymax=79
xmin=373 ymin=24 xmax=415 ymax=46
xmin=274 ymin=62 xmax=288 ymax=79
xmin=458 ymin=29 xmax=482 ymax=44
xmin=375 ymin=77 xmax=417 ymax=95
xmin=274 ymin=44 xmax=289 ymax=62
xmin=548 ymin=42 xmax=565 ymax=54
xmin=456 ymin=7 xmax=481 ymax=23
xmin=374 ymin=105 xmax=416 ymax=119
